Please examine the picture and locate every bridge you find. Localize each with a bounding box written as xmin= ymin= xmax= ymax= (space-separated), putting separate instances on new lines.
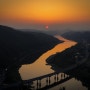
xmin=1 ymin=72 xmax=72 ymax=90
xmin=23 ymin=72 xmax=71 ymax=90
xmin=1 ymin=50 xmax=89 ymax=90
xmin=1 ymin=41 xmax=89 ymax=90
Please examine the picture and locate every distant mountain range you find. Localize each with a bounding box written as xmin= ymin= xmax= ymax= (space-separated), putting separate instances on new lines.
xmin=62 ymin=31 xmax=90 ymax=43
xmin=0 ymin=25 xmax=60 ymax=68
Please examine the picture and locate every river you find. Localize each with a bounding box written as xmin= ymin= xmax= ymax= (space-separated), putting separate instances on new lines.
xmin=19 ymin=35 xmax=87 ymax=90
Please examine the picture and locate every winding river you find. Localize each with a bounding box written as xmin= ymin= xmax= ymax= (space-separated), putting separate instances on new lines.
xmin=19 ymin=35 xmax=87 ymax=90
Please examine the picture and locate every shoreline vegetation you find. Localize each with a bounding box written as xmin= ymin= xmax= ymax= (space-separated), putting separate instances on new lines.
xmin=46 ymin=31 xmax=90 ymax=89
xmin=46 ymin=42 xmax=90 ymax=89
xmin=46 ymin=43 xmax=88 ymax=68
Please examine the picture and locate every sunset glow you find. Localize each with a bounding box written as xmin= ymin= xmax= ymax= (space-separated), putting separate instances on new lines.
xmin=0 ymin=0 xmax=90 ymax=25
xmin=45 ymin=25 xmax=49 ymax=29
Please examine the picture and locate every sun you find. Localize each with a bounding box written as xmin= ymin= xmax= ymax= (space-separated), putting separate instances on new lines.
xmin=45 ymin=25 xmax=49 ymax=29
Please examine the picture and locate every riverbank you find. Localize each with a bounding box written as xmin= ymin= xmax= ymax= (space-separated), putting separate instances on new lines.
xmin=46 ymin=42 xmax=90 ymax=89
xmin=66 ymin=55 xmax=90 ymax=89
xmin=19 ymin=36 xmax=76 ymax=80
xmin=46 ymin=43 xmax=86 ymax=68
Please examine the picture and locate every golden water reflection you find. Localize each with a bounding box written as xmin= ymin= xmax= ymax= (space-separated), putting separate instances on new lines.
xmin=19 ymin=35 xmax=77 ymax=80
xmin=49 ymin=78 xmax=87 ymax=90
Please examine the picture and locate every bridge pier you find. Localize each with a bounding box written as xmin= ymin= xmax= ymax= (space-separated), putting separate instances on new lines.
xmin=39 ymin=79 xmax=41 ymax=88
xmin=46 ymin=77 xmax=48 ymax=86
xmin=54 ymin=75 xmax=57 ymax=82
xmin=46 ymin=76 xmax=51 ymax=86
xmin=61 ymin=73 xmax=63 ymax=79
xmin=64 ymin=73 xmax=66 ymax=78
xmin=37 ymin=80 xmax=39 ymax=89
xmin=23 ymin=72 xmax=70 ymax=90
xmin=56 ymin=74 xmax=59 ymax=81
xmin=61 ymin=73 xmax=67 ymax=79
xmin=49 ymin=76 xmax=51 ymax=85
xmin=36 ymin=79 xmax=42 ymax=89
xmin=54 ymin=74 xmax=59 ymax=82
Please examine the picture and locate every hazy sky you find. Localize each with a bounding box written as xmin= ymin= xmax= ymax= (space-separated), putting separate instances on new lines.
xmin=0 ymin=0 xmax=90 ymax=30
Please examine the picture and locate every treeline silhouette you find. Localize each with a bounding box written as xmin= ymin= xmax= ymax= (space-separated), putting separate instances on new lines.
xmin=0 ymin=25 xmax=60 ymax=69
xmin=46 ymin=43 xmax=86 ymax=68
xmin=62 ymin=31 xmax=90 ymax=43
xmin=48 ymin=31 xmax=90 ymax=89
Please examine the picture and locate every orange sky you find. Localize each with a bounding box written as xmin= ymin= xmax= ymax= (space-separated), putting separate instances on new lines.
xmin=0 ymin=0 xmax=90 ymax=28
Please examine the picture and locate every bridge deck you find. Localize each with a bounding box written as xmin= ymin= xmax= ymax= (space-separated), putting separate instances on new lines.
xmin=24 ymin=72 xmax=61 ymax=83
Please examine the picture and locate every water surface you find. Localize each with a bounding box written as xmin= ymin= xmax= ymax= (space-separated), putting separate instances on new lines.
xmin=19 ymin=36 xmax=76 ymax=80
xmin=19 ymin=35 xmax=87 ymax=90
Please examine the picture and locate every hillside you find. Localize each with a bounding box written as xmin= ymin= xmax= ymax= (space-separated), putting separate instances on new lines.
xmin=62 ymin=31 xmax=90 ymax=43
xmin=0 ymin=25 xmax=60 ymax=69
xmin=46 ymin=43 xmax=87 ymax=68
xmin=47 ymin=31 xmax=90 ymax=89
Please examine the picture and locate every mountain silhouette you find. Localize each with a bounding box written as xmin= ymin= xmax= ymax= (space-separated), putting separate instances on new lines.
xmin=62 ymin=31 xmax=90 ymax=43
xmin=0 ymin=25 xmax=60 ymax=69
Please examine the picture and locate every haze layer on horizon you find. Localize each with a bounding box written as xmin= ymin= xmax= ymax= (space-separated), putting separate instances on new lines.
xmin=0 ymin=0 xmax=90 ymax=30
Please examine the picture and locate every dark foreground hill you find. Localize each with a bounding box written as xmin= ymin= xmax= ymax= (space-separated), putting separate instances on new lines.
xmin=62 ymin=31 xmax=90 ymax=43
xmin=0 ymin=25 xmax=60 ymax=69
